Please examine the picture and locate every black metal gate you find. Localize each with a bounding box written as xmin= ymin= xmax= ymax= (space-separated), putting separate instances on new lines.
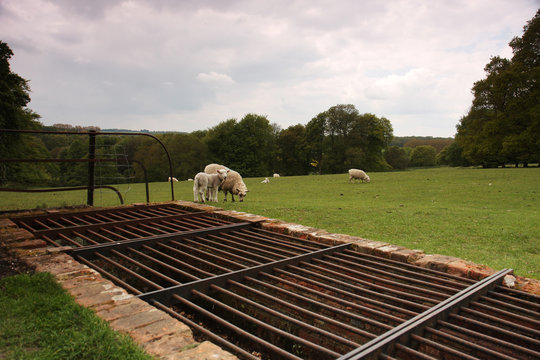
xmin=10 ymin=204 xmax=540 ymax=359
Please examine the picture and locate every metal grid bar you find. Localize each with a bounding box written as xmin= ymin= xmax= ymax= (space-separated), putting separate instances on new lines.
xmin=9 ymin=206 xmax=540 ymax=360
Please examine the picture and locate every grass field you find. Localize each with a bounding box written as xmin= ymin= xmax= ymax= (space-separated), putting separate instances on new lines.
xmin=0 ymin=272 xmax=152 ymax=360
xmin=1 ymin=167 xmax=538 ymax=279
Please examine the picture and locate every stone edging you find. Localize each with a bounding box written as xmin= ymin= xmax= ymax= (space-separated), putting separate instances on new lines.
xmin=1 ymin=201 xmax=539 ymax=359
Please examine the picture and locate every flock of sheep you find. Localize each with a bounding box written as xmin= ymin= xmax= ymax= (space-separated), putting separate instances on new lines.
xmin=170 ymin=165 xmax=370 ymax=203
xmin=193 ymin=163 xmax=249 ymax=203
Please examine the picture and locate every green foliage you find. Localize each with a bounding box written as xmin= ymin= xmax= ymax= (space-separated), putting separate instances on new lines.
xmin=205 ymin=114 xmax=277 ymax=177
xmin=385 ymin=146 xmax=409 ymax=169
xmin=0 ymin=272 xmax=152 ymax=359
xmin=437 ymin=142 xmax=471 ymax=166
xmin=0 ymin=41 xmax=43 ymax=185
xmin=456 ymin=10 xmax=540 ymax=166
xmin=276 ymin=124 xmax=311 ymax=175
xmin=409 ymin=145 xmax=437 ymax=167
xmin=307 ymin=105 xmax=393 ymax=173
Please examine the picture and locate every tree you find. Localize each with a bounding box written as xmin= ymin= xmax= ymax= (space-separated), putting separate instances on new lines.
xmin=456 ymin=10 xmax=540 ymax=166
xmin=385 ymin=146 xmax=409 ymax=169
xmin=204 ymin=114 xmax=277 ymax=177
xmin=306 ymin=105 xmax=393 ymax=173
xmin=409 ymin=145 xmax=437 ymax=167
xmin=276 ymin=124 xmax=310 ymax=175
xmin=0 ymin=41 xmax=43 ymax=185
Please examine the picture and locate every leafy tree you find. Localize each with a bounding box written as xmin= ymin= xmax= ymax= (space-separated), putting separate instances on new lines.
xmin=276 ymin=124 xmax=310 ymax=175
xmin=161 ymin=133 xmax=209 ymax=180
xmin=403 ymin=138 xmax=454 ymax=153
xmin=58 ymin=139 xmax=88 ymax=186
xmin=384 ymin=146 xmax=410 ymax=169
xmin=306 ymin=105 xmax=393 ymax=173
xmin=0 ymin=41 xmax=43 ymax=185
xmin=437 ymin=142 xmax=471 ymax=167
xmin=456 ymin=10 xmax=540 ymax=166
xmin=204 ymin=114 xmax=276 ymax=177
xmin=409 ymin=145 xmax=437 ymax=167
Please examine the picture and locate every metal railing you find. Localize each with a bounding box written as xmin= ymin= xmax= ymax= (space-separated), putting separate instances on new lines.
xmin=0 ymin=129 xmax=174 ymax=206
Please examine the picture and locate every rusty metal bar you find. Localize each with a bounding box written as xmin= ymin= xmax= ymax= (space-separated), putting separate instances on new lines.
xmin=222 ymin=280 xmax=367 ymax=347
xmin=169 ymin=294 xmax=303 ymax=360
xmin=285 ymin=264 xmax=431 ymax=312
xmin=137 ymin=242 xmax=352 ymax=304
xmin=66 ymin=222 xmax=252 ymax=257
xmin=273 ymin=267 xmax=419 ymax=318
xmin=258 ymin=271 xmax=406 ymax=325
xmin=0 ymin=128 xmax=175 ymax=201
xmin=244 ymin=275 xmax=392 ymax=334
xmin=151 ymin=300 xmax=260 ymax=360
xmin=191 ymin=289 xmax=342 ymax=359
xmin=338 ymin=268 xmax=513 ymax=360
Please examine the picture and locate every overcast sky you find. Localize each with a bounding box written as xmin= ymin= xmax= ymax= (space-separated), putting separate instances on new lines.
xmin=2 ymin=0 xmax=538 ymax=137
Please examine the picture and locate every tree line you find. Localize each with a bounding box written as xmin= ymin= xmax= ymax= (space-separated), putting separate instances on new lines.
xmin=2 ymin=10 xmax=538 ymax=187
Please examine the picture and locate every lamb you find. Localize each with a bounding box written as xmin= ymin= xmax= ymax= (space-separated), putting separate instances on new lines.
xmin=168 ymin=177 xmax=179 ymax=182
xmin=273 ymin=173 xmax=280 ymax=178
xmin=348 ymin=169 xmax=370 ymax=183
xmin=204 ymin=163 xmax=249 ymax=202
xmin=261 ymin=177 xmax=270 ymax=184
xmin=193 ymin=169 xmax=229 ymax=202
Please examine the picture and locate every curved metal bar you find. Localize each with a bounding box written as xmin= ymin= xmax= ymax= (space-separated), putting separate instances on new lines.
xmin=0 ymin=128 xmax=174 ymax=201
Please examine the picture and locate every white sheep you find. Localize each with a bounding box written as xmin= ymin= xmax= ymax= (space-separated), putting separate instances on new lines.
xmin=168 ymin=177 xmax=179 ymax=182
xmin=273 ymin=173 xmax=280 ymax=178
xmin=193 ymin=169 xmax=229 ymax=202
xmin=348 ymin=169 xmax=370 ymax=183
xmin=204 ymin=163 xmax=249 ymax=202
xmin=261 ymin=177 xmax=270 ymax=184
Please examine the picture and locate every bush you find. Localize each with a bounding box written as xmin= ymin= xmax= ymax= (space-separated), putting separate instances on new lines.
xmin=409 ymin=145 xmax=437 ymax=167
xmin=384 ymin=146 xmax=409 ymax=169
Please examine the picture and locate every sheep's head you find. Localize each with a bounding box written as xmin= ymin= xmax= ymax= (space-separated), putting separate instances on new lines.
xmin=217 ymin=169 xmax=229 ymax=182
xmin=234 ymin=186 xmax=249 ymax=202
xmin=365 ymin=175 xmax=371 ymax=182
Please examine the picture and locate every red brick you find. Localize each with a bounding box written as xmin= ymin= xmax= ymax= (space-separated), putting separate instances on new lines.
xmin=110 ymin=308 xmax=171 ymax=332
xmin=374 ymin=245 xmax=406 ymax=259
xmin=170 ymin=341 xmax=237 ymax=360
xmin=0 ymin=218 xmax=17 ymax=228
xmin=129 ymin=317 xmax=192 ymax=343
xmin=7 ymin=239 xmax=47 ymax=249
xmin=390 ymin=249 xmax=424 ymax=263
xmin=96 ymin=299 xmax=154 ymax=322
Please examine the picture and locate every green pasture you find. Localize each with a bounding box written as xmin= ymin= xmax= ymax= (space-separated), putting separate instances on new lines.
xmin=1 ymin=167 xmax=538 ymax=279
xmin=0 ymin=272 xmax=152 ymax=360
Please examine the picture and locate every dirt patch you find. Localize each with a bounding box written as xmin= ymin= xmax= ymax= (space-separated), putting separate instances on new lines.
xmin=0 ymin=244 xmax=35 ymax=280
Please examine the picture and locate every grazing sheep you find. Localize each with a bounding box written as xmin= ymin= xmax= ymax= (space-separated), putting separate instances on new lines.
xmin=168 ymin=177 xmax=179 ymax=182
xmin=261 ymin=177 xmax=270 ymax=184
xmin=193 ymin=169 xmax=228 ymax=202
xmin=204 ymin=163 xmax=249 ymax=202
xmin=348 ymin=169 xmax=370 ymax=183
xmin=187 ymin=178 xmax=193 ymax=182
xmin=273 ymin=173 xmax=280 ymax=178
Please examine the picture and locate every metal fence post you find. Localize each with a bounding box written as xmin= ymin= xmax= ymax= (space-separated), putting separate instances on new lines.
xmin=87 ymin=130 xmax=97 ymax=206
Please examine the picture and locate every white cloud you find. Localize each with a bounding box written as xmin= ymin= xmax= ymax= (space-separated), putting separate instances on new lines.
xmin=197 ymin=72 xmax=234 ymax=84
xmin=1 ymin=0 xmax=537 ymax=136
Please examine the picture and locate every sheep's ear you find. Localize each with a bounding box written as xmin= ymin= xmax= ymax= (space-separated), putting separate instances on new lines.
xmin=226 ymin=169 xmax=230 ymax=173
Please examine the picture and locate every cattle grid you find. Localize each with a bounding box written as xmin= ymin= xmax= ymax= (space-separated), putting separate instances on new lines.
xmin=10 ymin=203 xmax=540 ymax=359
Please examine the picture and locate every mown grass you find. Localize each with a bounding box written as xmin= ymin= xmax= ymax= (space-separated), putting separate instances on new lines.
xmin=1 ymin=167 xmax=538 ymax=279
xmin=0 ymin=272 xmax=153 ymax=360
